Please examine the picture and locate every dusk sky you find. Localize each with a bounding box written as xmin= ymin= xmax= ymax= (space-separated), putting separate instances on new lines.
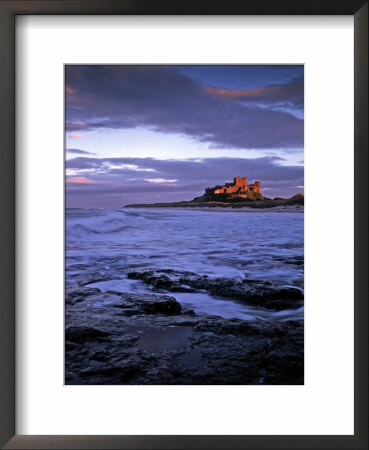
xmin=66 ymin=65 xmax=304 ymax=208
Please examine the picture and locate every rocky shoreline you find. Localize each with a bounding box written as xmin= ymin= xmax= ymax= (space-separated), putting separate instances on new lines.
xmin=66 ymin=270 xmax=304 ymax=385
xmin=125 ymin=194 xmax=304 ymax=210
xmin=127 ymin=269 xmax=304 ymax=311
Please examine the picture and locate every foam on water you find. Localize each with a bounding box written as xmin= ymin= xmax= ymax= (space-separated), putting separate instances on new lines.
xmin=66 ymin=208 xmax=304 ymax=320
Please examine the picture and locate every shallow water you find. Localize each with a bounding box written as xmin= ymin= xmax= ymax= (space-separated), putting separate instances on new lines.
xmin=66 ymin=208 xmax=304 ymax=320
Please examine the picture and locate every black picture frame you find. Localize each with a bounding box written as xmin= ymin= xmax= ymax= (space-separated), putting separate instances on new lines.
xmin=0 ymin=1 xmax=367 ymax=449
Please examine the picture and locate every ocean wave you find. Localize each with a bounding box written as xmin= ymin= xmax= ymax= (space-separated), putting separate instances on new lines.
xmin=66 ymin=208 xmax=304 ymax=320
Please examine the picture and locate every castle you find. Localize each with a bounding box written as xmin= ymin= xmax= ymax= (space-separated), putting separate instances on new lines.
xmin=204 ymin=176 xmax=261 ymax=200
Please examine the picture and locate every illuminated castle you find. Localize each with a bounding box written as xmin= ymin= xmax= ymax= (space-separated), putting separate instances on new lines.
xmin=205 ymin=176 xmax=261 ymax=200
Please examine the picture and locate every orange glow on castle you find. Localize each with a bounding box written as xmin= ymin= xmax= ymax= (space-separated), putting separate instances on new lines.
xmin=212 ymin=176 xmax=260 ymax=195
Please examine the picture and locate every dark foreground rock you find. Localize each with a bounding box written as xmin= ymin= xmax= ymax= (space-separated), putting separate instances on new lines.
xmin=65 ymin=326 xmax=110 ymax=344
xmin=127 ymin=269 xmax=303 ymax=311
xmin=65 ymin=285 xmax=304 ymax=385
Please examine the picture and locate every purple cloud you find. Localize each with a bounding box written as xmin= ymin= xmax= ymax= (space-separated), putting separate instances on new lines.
xmin=66 ymin=156 xmax=303 ymax=207
xmin=205 ymin=77 xmax=304 ymax=110
xmin=65 ymin=66 xmax=303 ymax=150
xmin=67 ymin=148 xmax=97 ymax=155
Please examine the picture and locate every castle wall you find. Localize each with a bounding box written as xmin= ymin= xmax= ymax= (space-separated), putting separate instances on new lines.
xmin=224 ymin=185 xmax=240 ymax=194
xmin=209 ymin=177 xmax=261 ymax=197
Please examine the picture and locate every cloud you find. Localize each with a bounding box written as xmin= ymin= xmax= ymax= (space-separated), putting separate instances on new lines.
xmin=66 ymin=86 xmax=75 ymax=95
xmin=66 ymin=155 xmax=304 ymax=207
xmin=145 ymin=178 xmax=178 ymax=183
xmin=66 ymin=156 xmax=303 ymax=184
xmin=68 ymin=133 xmax=84 ymax=139
xmin=65 ymin=66 xmax=303 ymax=150
xmin=103 ymin=162 xmax=155 ymax=172
xmin=67 ymin=148 xmax=96 ymax=155
xmin=66 ymin=176 xmax=102 ymax=185
xmin=204 ymin=77 xmax=304 ymax=110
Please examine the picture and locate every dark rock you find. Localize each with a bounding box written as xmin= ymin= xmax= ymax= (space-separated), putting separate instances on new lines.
xmin=66 ymin=287 xmax=102 ymax=305
xmin=90 ymin=351 xmax=109 ymax=362
xmin=108 ymin=292 xmax=182 ymax=316
xmin=65 ymin=276 xmax=303 ymax=385
xmin=65 ymin=341 xmax=77 ymax=351
xmin=80 ymin=364 xmax=142 ymax=384
xmin=142 ymin=297 xmax=182 ymax=315
xmin=65 ymin=326 xmax=110 ymax=344
xmin=128 ymin=269 xmax=303 ymax=310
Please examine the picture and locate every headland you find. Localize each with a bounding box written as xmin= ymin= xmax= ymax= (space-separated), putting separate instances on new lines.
xmin=125 ymin=176 xmax=304 ymax=210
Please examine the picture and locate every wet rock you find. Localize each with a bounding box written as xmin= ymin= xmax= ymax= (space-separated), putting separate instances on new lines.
xmin=65 ymin=326 xmax=110 ymax=344
xmin=128 ymin=270 xmax=196 ymax=293
xmin=80 ymin=364 xmax=142 ymax=384
xmin=141 ymin=298 xmax=182 ymax=315
xmin=90 ymin=351 xmax=109 ymax=362
xmin=65 ymin=280 xmax=304 ymax=385
xmin=69 ymin=273 xmax=114 ymax=287
xmin=66 ymin=286 xmax=102 ymax=305
xmin=109 ymin=293 xmax=182 ymax=315
xmin=65 ymin=341 xmax=78 ymax=351
xmin=128 ymin=269 xmax=303 ymax=310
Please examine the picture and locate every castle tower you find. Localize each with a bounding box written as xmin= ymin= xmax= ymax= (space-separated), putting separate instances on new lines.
xmin=233 ymin=176 xmax=248 ymax=191
xmin=254 ymin=181 xmax=261 ymax=193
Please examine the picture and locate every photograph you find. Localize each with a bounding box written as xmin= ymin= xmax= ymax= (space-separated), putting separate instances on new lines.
xmin=1 ymin=0 xmax=366 ymax=446
xmin=65 ymin=64 xmax=304 ymax=385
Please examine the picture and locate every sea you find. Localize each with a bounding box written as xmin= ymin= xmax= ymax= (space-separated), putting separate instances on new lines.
xmin=66 ymin=208 xmax=304 ymax=321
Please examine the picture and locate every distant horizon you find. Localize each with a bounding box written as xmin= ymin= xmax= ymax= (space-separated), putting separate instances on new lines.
xmin=66 ymin=65 xmax=304 ymax=208
xmin=65 ymin=179 xmax=304 ymax=209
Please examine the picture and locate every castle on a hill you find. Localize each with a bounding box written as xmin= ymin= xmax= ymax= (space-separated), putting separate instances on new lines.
xmin=213 ymin=176 xmax=260 ymax=195
xmin=204 ymin=176 xmax=261 ymax=201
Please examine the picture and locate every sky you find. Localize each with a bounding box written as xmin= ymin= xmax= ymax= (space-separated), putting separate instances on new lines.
xmin=65 ymin=65 xmax=304 ymax=208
